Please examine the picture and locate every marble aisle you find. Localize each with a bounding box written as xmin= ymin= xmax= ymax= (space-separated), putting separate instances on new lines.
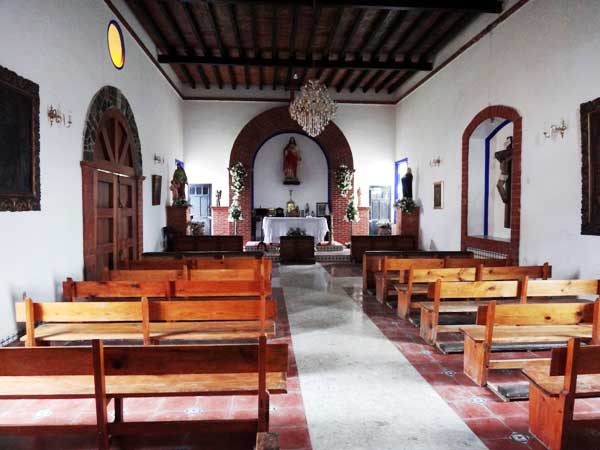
xmin=278 ymin=264 xmax=487 ymax=450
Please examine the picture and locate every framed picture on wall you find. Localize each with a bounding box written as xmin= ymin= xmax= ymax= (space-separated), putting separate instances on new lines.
xmin=316 ymin=202 xmax=328 ymax=217
xmin=433 ymin=181 xmax=444 ymax=210
xmin=151 ymin=175 xmax=162 ymax=206
xmin=581 ymin=97 xmax=600 ymax=235
xmin=0 ymin=64 xmax=40 ymax=212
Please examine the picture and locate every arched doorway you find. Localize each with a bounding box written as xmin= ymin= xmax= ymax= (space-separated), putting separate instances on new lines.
xmin=229 ymin=106 xmax=353 ymax=245
xmin=461 ymin=105 xmax=522 ymax=263
xmin=81 ymin=86 xmax=143 ymax=280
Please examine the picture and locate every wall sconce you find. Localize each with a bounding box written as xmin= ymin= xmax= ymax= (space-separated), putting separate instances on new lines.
xmin=429 ymin=156 xmax=442 ymax=167
xmin=47 ymin=105 xmax=72 ymax=128
xmin=543 ymin=119 xmax=568 ymax=139
xmin=153 ymin=154 xmax=165 ymax=164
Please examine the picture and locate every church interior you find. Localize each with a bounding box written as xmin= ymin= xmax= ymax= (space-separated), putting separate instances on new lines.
xmin=2 ymin=0 xmax=600 ymax=449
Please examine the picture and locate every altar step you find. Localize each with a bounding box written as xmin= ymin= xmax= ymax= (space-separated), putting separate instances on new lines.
xmin=244 ymin=241 xmax=351 ymax=263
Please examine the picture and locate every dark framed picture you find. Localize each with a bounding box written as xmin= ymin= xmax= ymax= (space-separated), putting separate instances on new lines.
xmin=433 ymin=181 xmax=444 ymax=210
xmin=0 ymin=64 xmax=40 ymax=212
xmin=316 ymin=202 xmax=328 ymax=217
xmin=151 ymin=175 xmax=162 ymax=206
xmin=581 ymin=97 xmax=600 ymax=235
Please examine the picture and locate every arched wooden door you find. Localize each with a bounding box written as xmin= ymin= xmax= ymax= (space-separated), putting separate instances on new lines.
xmin=81 ymin=108 xmax=143 ymax=280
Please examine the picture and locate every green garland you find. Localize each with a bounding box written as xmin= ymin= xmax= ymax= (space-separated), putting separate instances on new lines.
xmin=228 ymin=162 xmax=247 ymax=221
xmin=344 ymin=196 xmax=359 ymax=222
xmin=335 ymin=165 xmax=355 ymax=198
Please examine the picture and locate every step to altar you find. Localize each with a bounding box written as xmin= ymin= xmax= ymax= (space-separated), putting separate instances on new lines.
xmin=244 ymin=241 xmax=345 ymax=253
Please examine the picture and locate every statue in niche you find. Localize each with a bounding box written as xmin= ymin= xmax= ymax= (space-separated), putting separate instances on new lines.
xmin=283 ymin=137 xmax=301 ymax=185
xmin=401 ymin=168 xmax=413 ymax=199
xmin=495 ymin=136 xmax=513 ymax=229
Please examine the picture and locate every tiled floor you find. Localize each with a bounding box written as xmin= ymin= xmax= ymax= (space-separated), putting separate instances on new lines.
xmin=324 ymin=263 xmax=600 ymax=450
xmin=0 ymin=287 xmax=311 ymax=450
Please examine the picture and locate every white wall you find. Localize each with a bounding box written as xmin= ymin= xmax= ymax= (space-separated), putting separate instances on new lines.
xmin=253 ymin=133 xmax=328 ymax=211
xmin=0 ymin=0 xmax=183 ymax=340
xmin=395 ymin=0 xmax=600 ymax=277
xmin=183 ymin=102 xmax=396 ymax=211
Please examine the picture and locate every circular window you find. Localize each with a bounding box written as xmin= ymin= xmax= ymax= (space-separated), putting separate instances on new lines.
xmin=107 ymin=20 xmax=125 ymax=70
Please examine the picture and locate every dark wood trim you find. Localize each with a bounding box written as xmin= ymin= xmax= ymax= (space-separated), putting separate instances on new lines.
xmin=180 ymin=2 xmax=215 ymax=89
xmin=195 ymin=0 xmax=503 ymax=14
xmin=182 ymin=96 xmax=396 ymax=104
xmin=315 ymin=7 xmax=344 ymax=80
xmin=395 ymin=0 xmax=531 ymax=103
xmin=580 ymin=97 xmax=600 ymax=235
xmin=301 ymin=5 xmax=321 ymax=84
xmin=228 ymin=4 xmax=249 ymax=88
xmin=325 ymin=8 xmax=366 ymax=88
xmin=271 ymin=3 xmax=278 ymax=90
xmin=205 ymin=1 xmax=236 ymax=88
xmin=284 ymin=4 xmax=299 ymax=89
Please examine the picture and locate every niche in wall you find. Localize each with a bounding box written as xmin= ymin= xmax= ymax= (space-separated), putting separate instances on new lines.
xmin=462 ymin=106 xmax=522 ymax=263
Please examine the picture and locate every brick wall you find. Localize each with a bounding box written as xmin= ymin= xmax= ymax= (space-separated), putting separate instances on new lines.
xmin=354 ymin=206 xmax=370 ymax=236
xmin=228 ymin=106 xmax=354 ymax=244
xmin=211 ymin=206 xmax=230 ymax=236
xmin=461 ymin=105 xmax=521 ymax=263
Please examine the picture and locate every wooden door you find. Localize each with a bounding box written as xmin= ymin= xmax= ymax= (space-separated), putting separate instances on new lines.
xmin=82 ymin=108 xmax=142 ymax=280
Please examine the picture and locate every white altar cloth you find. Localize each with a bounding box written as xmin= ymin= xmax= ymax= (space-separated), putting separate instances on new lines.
xmin=262 ymin=217 xmax=329 ymax=245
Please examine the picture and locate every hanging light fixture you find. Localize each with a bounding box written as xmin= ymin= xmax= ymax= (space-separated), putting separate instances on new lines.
xmin=289 ymin=79 xmax=337 ymax=137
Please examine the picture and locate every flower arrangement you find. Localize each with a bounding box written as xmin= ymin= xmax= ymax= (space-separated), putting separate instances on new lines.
xmin=344 ymin=196 xmax=359 ymax=222
xmin=228 ymin=162 xmax=247 ymax=221
xmin=286 ymin=227 xmax=307 ymax=237
xmin=335 ymin=165 xmax=355 ymax=198
xmin=394 ymin=197 xmax=418 ymax=213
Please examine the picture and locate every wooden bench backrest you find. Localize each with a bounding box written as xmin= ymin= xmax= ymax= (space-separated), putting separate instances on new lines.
xmin=103 ymin=269 xmax=187 ymax=281
xmin=429 ymin=280 xmax=520 ymax=299
xmin=409 ymin=268 xmax=478 ymax=283
xmin=63 ymin=279 xmax=171 ymax=300
xmin=444 ymin=258 xmax=509 ymax=269
xmin=189 ymin=268 xmax=259 ymax=281
xmin=16 ymin=301 xmax=142 ymax=323
xmin=384 ymin=257 xmax=444 ymax=272
xmin=479 ymin=300 xmax=597 ymax=326
xmin=125 ymin=259 xmax=190 ymax=270
xmin=148 ymin=300 xmax=276 ymax=321
xmin=550 ymin=338 xmax=600 ymax=378
xmin=480 ymin=264 xmax=551 ymax=281
xmin=526 ymin=279 xmax=599 ymax=297
xmin=0 ymin=346 xmax=95 ymax=376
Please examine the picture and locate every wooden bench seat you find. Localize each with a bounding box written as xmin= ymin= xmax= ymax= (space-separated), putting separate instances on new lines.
xmin=461 ymin=297 xmax=600 ymax=386
xmin=523 ymin=338 xmax=600 ymax=449
xmin=0 ymin=338 xmax=288 ymax=449
xmin=17 ymin=298 xmax=276 ymax=346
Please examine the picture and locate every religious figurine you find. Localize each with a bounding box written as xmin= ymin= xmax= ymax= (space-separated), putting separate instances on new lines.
xmin=357 ymin=187 xmax=362 ymax=207
xmin=283 ymin=137 xmax=301 ymax=185
xmin=401 ymin=167 xmax=413 ymax=199
xmin=171 ymin=160 xmax=188 ymax=205
xmin=495 ymin=136 xmax=513 ymax=228
xmin=169 ymin=180 xmax=179 ymax=205
xmin=216 ymin=190 xmax=222 ymax=207
xmin=286 ymin=190 xmax=297 ymax=214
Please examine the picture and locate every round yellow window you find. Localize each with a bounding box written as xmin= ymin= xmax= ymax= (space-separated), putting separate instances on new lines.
xmin=107 ymin=21 xmax=125 ymax=70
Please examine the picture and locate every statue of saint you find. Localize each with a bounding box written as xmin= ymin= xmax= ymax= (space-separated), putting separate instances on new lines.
xmin=216 ymin=190 xmax=222 ymax=207
xmin=172 ymin=160 xmax=188 ymax=205
xmin=169 ymin=180 xmax=179 ymax=205
xmin=283 ymin=137 xmax=301 ymax=185
xmin=495 ymin=136 xmax=513 ymax=228
xmin=401 ymin=167 xmax=413 ymax=199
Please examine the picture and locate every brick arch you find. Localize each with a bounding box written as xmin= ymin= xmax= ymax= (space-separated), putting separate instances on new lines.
xmin=229 ymin=106 xmax=354 ymax=244
xmin=461 ymin=105 xmax=522 ymax=263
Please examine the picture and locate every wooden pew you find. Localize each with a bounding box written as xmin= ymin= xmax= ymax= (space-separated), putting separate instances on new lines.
xmin=375 ymin=258 xmax=444 ymax=303
xmin=0 ymin=337 xmax=288 ymax=449
xmin=362 ymin=250 xmax=474 ymax=293
xmin=524 ymin=337 xmax=600 ymax=450
xmin=461 ymin=280 xmax=600 ymax=386
xmin=351 ymin=235 xmax=417 ymax=263
xmin=142 ymin=251 xmax=263 ymax=259
xmin=101 ymin=268 xmax=188 ymax=281
xmin=397 ymin=264 xmax=551 ymax=319
xmin=16 ymin=296 xmax=276 ymax=346
xmin=443 ymin=257 xmax=511 ymax=268
xmin=168 ymin=235 xmax=244 ymax=252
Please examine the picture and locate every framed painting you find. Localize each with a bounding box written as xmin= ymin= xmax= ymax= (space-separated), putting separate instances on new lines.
xmin=0 ymin=65 xmax=40 ymax=211
xmin=151 ymin=175 xmax=162 ymax=206
xmin=316 ymin=202 xmax=328 ymax=217
xmin=581 ymin=97 xmax=600 ymax=235
xmin=433 ymin=181 xmax=444 ymax=210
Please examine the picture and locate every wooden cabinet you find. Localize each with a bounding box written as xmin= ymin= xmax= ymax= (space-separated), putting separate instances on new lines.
xmin=167 ymin=205 xmax=190 ymax=235
xmin=280 ymin=236 xmax=315 ymax=265
xmin=394 ymin=207 xmax=420 ymax=239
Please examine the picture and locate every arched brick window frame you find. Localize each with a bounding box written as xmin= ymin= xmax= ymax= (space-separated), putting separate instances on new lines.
xmin=461 ymin=105 xmax=522 ymax=263
xmin=229 ymin=106 xmax=354 ymax=244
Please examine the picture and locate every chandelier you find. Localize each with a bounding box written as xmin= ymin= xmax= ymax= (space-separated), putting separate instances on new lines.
xmin=289 ymin=79 xmax=337 ymax=137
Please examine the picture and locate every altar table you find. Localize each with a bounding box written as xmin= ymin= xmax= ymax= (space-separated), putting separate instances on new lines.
xmin=262 ymin=217 xmax=329 ymax=246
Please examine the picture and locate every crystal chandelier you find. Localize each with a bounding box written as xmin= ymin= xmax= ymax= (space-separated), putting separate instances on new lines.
xmin=289 ymin=79 xmax=337 ymax=137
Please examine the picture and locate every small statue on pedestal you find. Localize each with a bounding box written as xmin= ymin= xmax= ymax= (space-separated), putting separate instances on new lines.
xmin=283 ymin=137 xmax=301 ymax=185
xmin=401 ymin=168 xmax=413 ymax=199
xmin=357 ymin=187 xmax=362 ymax=207
xmin=171 ymin=160 xmax=188 ymax=206
xmin=216 ymin=190 xmax=222 ymax=207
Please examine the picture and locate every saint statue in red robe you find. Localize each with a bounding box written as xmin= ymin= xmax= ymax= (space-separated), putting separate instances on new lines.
xmin=283 ymin=137 xmax=301 ymax=185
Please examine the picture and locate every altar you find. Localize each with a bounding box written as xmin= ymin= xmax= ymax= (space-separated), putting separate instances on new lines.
xmin=262 ymin=217 xmax=329 ymax=246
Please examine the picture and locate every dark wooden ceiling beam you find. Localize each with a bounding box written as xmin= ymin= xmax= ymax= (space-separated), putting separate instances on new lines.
xmin=228 ymin=4 xmax=250 ymax=88
xmin=183 ymin=1 xmax=503 ymax=14
xmin=315 ymin=7 xmax=344 ymax=80
xmin=301 ymin=5 xmax=321 ymax=84
xmin=179 ymin=2 xmax=216 ymax=89
xmin=158 ymin=54 xmax=433 ymax=71
xmin=133 ymin=1 xmax=197 ymax=89
xmin=272 ymin=3 xmax=278 ymax=90
xmin=249 ymin=3 xmax=263 ymax=89
xmin=326 ymin=8 xmax=365 ymax=88
xmin=205 ymin=1 xmax=237 ymax=88
xmin=285 ymin=4 xmax=299 ymax=89
xmin=347 ymin=9 xmax=394 ymax=92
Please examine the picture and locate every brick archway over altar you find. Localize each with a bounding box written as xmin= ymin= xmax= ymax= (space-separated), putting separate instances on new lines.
xmin=227 ymin=106 xmax=354 ymax=245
